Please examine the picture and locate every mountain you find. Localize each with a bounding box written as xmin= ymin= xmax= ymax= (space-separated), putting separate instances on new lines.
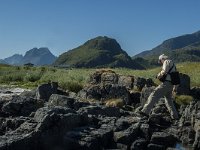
xmin=3 ymin=48 xmax=56 ymax=66
xmin=54 ymin=36 xmax=144 ymax=69
xmin=21 ymin=47 xmax=56 ymax=65
xmin=0 ymin=59 xmax=8 ymax=64
xmin=134 ymin=30 xmax=200 ymax=65
xmin=4 ymin=54 xmax=23 ymax=65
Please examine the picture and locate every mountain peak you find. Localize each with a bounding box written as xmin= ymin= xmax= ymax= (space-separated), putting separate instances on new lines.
xmin=54 ymin=36 xmax=144 ymax=69
xmin=3 ymin=47 xmax=56 ymax=66
xmin=22 ymin=47 xmax=56 ymax=65
xmin=83 ymin=36 xmax=122 ymax=53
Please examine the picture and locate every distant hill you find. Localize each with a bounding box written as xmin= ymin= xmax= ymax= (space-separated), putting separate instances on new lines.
xmin=4 ymin=54 xmax=23 ymax=65
xmin=0 ymin=59 xmax=8 ymax=65
xmin=21 ymin=47 xmax=56 ymax=66
xmin=54 ymin=36 xmax=144 ymax=69
xmin=133 ymin=30 xmax=200 ymax=65
xmin=3 ymin=48 xmax=56 ymax=66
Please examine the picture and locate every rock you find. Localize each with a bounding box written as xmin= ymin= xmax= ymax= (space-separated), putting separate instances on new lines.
xmin=73 ymin=101 xmax=90 ymax=110
xmin=78 ymin=105 xmax=122 ymax=118
xmin=118 ymin=75 xmax=134 ymax=90
xmin=150 ymin=132 xmax=177 ymax=147
xmin=147 ymin=143 xmax=166 ymax=150
xmin=116 ymin=143 xmax=128 ymax=150
xmin=89 ymin=69 xmax=116 ymax=84
xmin=103 ymin=84 xmax=130 ymax=104
xmin=148 ymin=100 xmax=172 ymax=127
xmin=63 ymin=125 xmax=113 ymax=150
xmin=2 ymin=95 xmax=44 ymax=117
xmin=0 ymin=105 xmax=88 ymax=150
xmin=177 ymin=73 xmax=190 ymax=95
xmin=33 ymin=106 xmax=76 ymax=123
xmin=134 ymin=77 xmax=147 ymax=91
xmin=130 ymin=138 xmax=147 ymax=150
xmin=0 ymin=116 xmax=29 ymax=135
xmin=115 ymin=116 xmax=140 ymax=132
xmin=193 ymin=129 xmax=200 ymax=150
xmin=113 ymin=123 xmax=140 ymax=146
xmin=140 ymin=86 xmax=155 ymax=106
xmin=146 ymin=78 xmax=156 ymax=87
xmin=78 ymin=84 xmax=130 ymax=104
xmin=140 ymin=123 xmax=150 ymax=140
xmin=101 ymin=72 xmax=118 ymax=85
xmin=129 ymin=91 xmax=141 ymax=106
xmin=48 ymin=94 xmax=75 ymax=108
xmin=148 ymin=113 xmax=172 ymax=128
xmin=191 ymin=87 xmax=200 ymax=100
xmin=20 ymin=89 xmax=36 ymax=98
xmin=180 ymin=126 xmax=195 ymax=146
xmin=36 ymin=82 xmax=58 ymax=101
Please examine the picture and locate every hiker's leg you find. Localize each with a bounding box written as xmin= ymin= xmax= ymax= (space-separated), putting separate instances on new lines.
xmin=164 ymin=87 xmax=179 ymax=120
xmin=142 ymin=84 xmax=166 ymax=115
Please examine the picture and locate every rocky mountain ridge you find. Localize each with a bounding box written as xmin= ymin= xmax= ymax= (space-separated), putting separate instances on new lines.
xmin=2 ymin=47 xmax=56 ymax=66
xmin=133 ymin=30 xmax=200 ymax=66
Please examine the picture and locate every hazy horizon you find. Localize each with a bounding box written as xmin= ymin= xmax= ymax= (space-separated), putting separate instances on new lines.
xmin=1 ymin=0 xmax=200 ymax=59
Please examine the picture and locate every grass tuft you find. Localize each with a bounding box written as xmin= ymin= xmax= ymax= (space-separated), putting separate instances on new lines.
xmin=175 ymin=95 xmax=194 ymax=105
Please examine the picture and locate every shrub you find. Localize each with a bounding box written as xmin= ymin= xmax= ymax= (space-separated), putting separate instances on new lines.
xmin=3 ymin=73 xmax=24 ymax=82
xmin=175 ymin=95 xmax=194 ymax=105
xmin=59 ymin=81 xmax=83 ymax=93
xmin=15 ymin=66 xmax=21 ymax=70
xmin=24 ymin=73 xmax=42 ymax=82
xmin=40 ymin=67 xmax=47 ymax=72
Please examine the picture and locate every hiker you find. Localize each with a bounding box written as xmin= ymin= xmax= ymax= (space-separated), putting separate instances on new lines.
xmin=140 ymin=54 xmax=179 ymax=120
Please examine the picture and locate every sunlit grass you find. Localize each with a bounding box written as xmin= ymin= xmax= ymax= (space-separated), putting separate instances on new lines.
xmin=0 ymin=62 xmax=200 ymax=92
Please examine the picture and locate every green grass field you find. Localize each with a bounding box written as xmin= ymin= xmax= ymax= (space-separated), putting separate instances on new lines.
xmin=0 ymin=62 xmax=200 ymax=92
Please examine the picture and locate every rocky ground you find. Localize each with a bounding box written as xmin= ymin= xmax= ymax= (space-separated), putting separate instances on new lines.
xmin=0 ymin=70 xmax=200 ymax=150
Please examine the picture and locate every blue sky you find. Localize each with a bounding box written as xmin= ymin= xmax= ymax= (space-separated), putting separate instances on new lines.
xmin=0 ymin=0 xmax=200 ymax=59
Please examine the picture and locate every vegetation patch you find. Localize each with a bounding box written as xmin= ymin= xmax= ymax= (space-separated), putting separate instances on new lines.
xmin=105 ymin=98 xmax=124 ymax=108
xmin=175 ymin=95 xmax=194 ymax=105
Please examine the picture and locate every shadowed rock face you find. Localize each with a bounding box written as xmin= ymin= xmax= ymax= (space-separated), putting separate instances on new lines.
xmin=0 ymin=71 xmax=199 ymax=150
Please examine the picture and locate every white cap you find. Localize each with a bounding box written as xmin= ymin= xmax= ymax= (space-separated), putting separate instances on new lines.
xmin=159 ymin=54 xmax=168 ymax=60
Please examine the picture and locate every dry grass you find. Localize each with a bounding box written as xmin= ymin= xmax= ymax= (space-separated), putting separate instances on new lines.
xmin=105 ymin=98 xmax=124 ymax=108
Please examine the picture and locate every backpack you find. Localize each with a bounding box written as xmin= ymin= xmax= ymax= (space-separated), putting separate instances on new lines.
xmin=169 ymin=71 xmax=180 ymax=85
xmin=158 ymin=63 xmax=180 ymax=85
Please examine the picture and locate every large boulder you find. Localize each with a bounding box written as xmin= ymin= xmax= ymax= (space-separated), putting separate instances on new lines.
xmin=1 ymin=95 xmax=44 ymax=117
xmin=89 ymin=69 xmax=118 ymax=85
xmin=178 ymin=101 xmax=200 ymax=149
xmin=150 ymin=132 xmax=178 ymax=147
xmin=118 ymin=75 xmax=134 ymax=90
xmin=101 ymin=71 xmax=118 ymax=85
xmin=129 ymin=91 xmax=141 ymax=106
xmin=0 ymin=106 xmax=89 ymax=150
xmin=113 ymin=123 xmax=140 ymax=146
xmin=48 ymin=94 xmax=75 ymax=108
xmin=36 ymin=82 xmax=58 ymax=101
xmin=0 ymin=116 xmax=29 ymax=136
xmin=77 ymin=105 xmax=122 ymax=118
xmin=177 ymin=73 xmax=190 ymax=95
xmin=63 ymin=125 xmax=113 ymax=150
xmin=78 ymin=84 xmax=131 ymax=104
xmin=191 ymin=87 xmax=200 ymax=100
xmin=134 ymin=77 xmax=155 ymax=91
